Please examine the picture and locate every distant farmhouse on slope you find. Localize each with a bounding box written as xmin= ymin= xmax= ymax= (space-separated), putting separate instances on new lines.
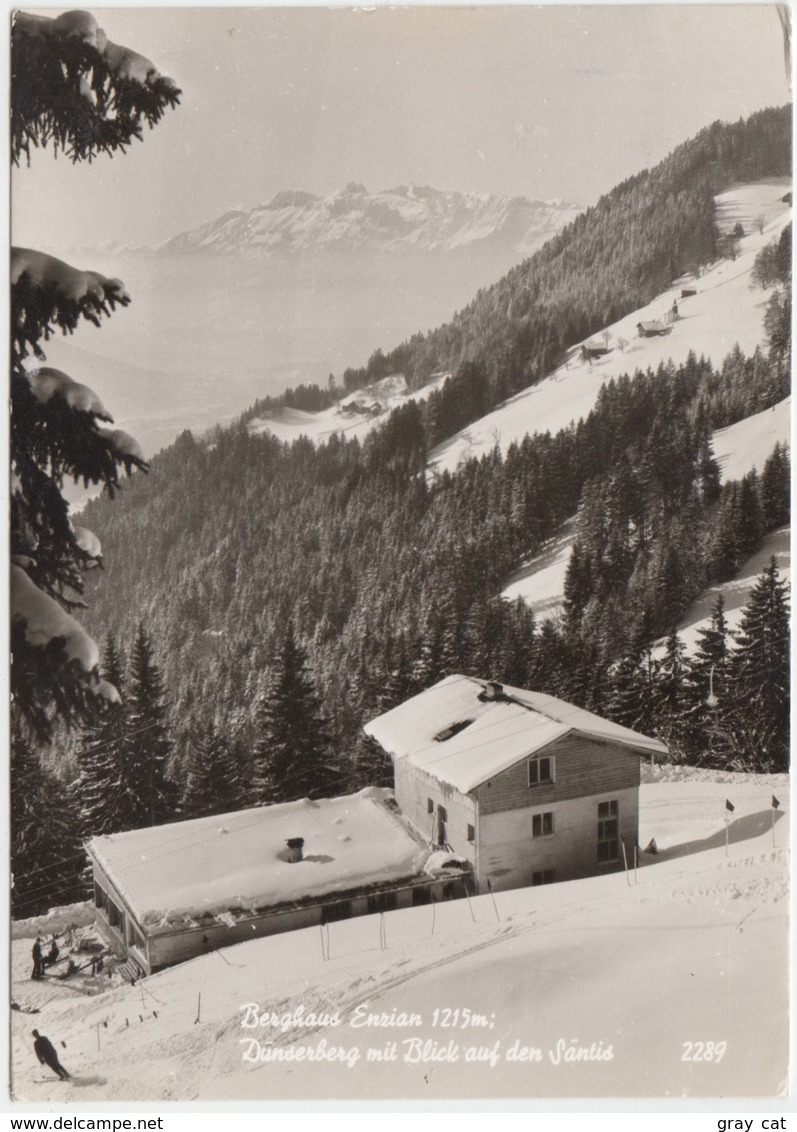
xmin=87 ymin=676 xmax=666 ymax=973
xmin=364 ymin=675 xmax=667 ymax=893
xmin=86 ymin=789 xmax=469 ymax=975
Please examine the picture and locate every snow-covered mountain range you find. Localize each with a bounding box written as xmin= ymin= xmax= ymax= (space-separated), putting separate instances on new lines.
xmin=153 ymin=182 xmax=581 ymax=258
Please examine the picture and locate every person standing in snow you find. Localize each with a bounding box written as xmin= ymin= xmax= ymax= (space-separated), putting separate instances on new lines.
xmin=30 ymin=938 xmax=44 ymax=980
xmin=43 ymin=937 xmax=59 ymax=970
xmin=32 ymin=1030 xmax=70 ymax=1080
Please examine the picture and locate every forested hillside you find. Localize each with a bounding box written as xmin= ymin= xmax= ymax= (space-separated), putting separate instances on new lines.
xmin=74 ymin=332 xmax=788 ymax=765
xmin=14 ymin=108 xmax=791 ymax=917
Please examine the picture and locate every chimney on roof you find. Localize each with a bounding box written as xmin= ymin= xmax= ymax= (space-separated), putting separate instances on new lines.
xmin=479 ymin=680 xmax=504 ymax=702
xmin=285 ymin=837 xmax=304 ymax=863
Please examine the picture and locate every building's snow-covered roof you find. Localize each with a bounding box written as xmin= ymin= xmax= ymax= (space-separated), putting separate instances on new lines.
xmin=87 ymin=788 xmax=430 ymax=930
xmin=364 ymin=675 xmax=668 ymax=794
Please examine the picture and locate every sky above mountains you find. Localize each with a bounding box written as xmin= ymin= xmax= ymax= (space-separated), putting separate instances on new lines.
xmin=11 ymin=5 xmax=791 ymax=255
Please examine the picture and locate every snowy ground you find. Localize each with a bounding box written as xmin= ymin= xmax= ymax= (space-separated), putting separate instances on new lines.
xmin=654 ymin=525 xmax=791 ymax=657
xmin=498 ymin=180 xmax=791 ymax=628
xmin=9 ymin=771 xmax=789 ymax=1104
xmin=712 ymin=397 xmax=791 ymax=484
xmin=247 ymin=372 xmax=450 ymax=446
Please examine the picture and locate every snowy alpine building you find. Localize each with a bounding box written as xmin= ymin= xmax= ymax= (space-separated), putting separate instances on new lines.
xmin=86 ymin=788 xmax=469 ymax=975
xmin=364 ymin=675 xmax=668 ymax=892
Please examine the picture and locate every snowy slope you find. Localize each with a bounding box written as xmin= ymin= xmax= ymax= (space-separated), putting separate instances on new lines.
xmin=428 ymin=179 xmax=791 ymax=476
xmin=498 ymin=179 xmax=791 ymax=625
xmin=712 ymin=397 xmax=791 ymax=483
xmin=248 ymin=372 xmax=450 ymax=446
xmin=657 ymin=525 xmax=791 ymax=656
xmin=10 ymin=773 xmax=788 ymax=1102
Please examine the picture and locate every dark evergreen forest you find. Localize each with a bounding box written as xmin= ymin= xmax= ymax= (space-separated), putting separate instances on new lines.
xmin=13 ymin=107 xmax=791 ymax=917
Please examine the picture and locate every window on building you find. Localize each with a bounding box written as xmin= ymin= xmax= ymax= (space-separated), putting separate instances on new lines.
xmin=127 ymin=918 xmax=146 ymax=952
xmin=597 ymin=800 xmax=619 ymax=861
xmin=532 ymin=811 xmax=554 ymax=838
xmin=528 ymin=756 xmax=554 ymax=786
xmin=367 ymin=890 xmax=399 ymax=915
xmin=466 ymin=823 xmax=476 ymax=843
xmin=323 ymin=900 xmax=353 ymax=923
xmin=532 ymin=870 xmax=555 ymax=886
xmin=106 ymin=896 xmax=125 ymax=932
xmin=93 ymin=881 xmax=107 ymax=910
xmin=434 ymin=719 xmax=474 ymax=742
xmin=427 ymin=797 xmax=434 ymax=814
xmin=436 ymin=804 xmax=448 ymax=846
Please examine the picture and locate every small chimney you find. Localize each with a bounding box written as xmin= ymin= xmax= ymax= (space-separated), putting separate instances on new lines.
xmin=479 ymin=680 xmax=504 ymax=702
xmin=285 ymin=837 xmax=304 ymax=863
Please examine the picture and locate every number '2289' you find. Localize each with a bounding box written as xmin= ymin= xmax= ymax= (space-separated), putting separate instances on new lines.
xmin=681 ymin=1040 xmax=727 ymax=1062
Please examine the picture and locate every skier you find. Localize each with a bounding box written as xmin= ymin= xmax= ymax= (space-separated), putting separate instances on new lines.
xmin=30 ymin=938 xmax=44 ymax=980
xmin=32 ymin=1030 xmax=70 ymax=1080
xmin=43 ymin=937 xmax=59 ymax=970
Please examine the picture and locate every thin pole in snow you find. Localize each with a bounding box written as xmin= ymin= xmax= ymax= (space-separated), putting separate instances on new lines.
xmin=319 ymin=922 xmax=327 ymax=961
xmin=194 ymin=993 xmax=201 ymax=1025
xmin=96 ymin=1022 xmax=101 ymax=1051
xmin=621 ymin=840 xmax=631 ymax=886
xmin=486 ymin=878 xmax=500 ymax=921
xmin=463 ymin=880 xmax=476 ymax=922
xmin=380 ymin=912 xmax=387 ymax=951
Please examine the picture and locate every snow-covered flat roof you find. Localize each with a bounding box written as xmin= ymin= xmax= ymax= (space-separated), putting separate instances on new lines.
xmin=87 ymin=788 xmax=429 ymax=929
xmin=364 ymin=675 xmax=668 ymax=793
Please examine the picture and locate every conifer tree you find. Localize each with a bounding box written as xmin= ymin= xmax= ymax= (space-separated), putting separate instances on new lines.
xmin=11 ymin=724 xmax=86 ymax=917
xmin=759 ymin=442 xmax=790 ymax=530
xmin=251 ymin=625 xmax=339 ymax=805
xmin=651 ymin=628 xmax=690 ymax=755
xmin=727 ymin=559 xmax=790 ymax=771
xmin=72 ymin=633 xmax=132 ymax=838
xmin=11 ymin=10 xmax=180 ymax=735
xmin=736 ymin=472 xmax=765 ymax=562
xmin=683 ymin=593 xmax=732 ymax=764
xmin=181 ymin=722 xmax=243 ymax=819
xmin=125 ymin=623 xmax=178 ymax=825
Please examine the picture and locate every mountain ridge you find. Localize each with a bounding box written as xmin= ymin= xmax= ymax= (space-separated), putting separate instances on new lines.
xmin=151 ymin=183 xmax=581 ymax=258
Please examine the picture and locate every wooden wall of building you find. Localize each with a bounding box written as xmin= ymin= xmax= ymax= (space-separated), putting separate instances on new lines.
xmin=474 ymin=735 xmax=641 ymax=816
xmin=393 ymin=759 xmax=477 ymax=867
xmin=477 ymin=785 xmax=639 ymax=892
